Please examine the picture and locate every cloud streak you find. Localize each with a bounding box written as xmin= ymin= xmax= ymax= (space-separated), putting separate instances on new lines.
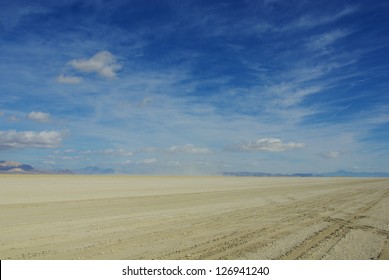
xmin=228 ymin=138 xmax=306 ymax=153
xmin=167 ymin=144 xmax=211 ymax=154
xmin=288 ymin=6 xmax=358 ymax=31
xmin=56 ymin=74 xmax=82 ymax=84
xmin=82 ymin=149 xmax=133 ymax=157
xmin=320 ymin=151 xmax=343 ymax=159
xmin=307 ymin=29 xmax=350 ymax=51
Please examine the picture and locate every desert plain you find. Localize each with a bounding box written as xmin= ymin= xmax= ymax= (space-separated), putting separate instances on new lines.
xmin=0 ymin=175 xmax=388 ymax=260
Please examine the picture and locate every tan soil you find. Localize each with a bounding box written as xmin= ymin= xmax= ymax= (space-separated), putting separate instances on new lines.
xmin=0 ymin=175 xmax=388 ymax=260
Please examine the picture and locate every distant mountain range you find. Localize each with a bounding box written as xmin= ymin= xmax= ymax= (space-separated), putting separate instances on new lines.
xmin=319 ymin=170 xmax=389 ymax=178
xmin=223 ymin=172 xmax=315 ymax=177
xmin=50 ymin=166 xmax=115 ymax=175
xmin=0 ymin=161 xmax=39 ymax=173
xmin=0 ymin=161 xmax=114 ymax=175
xmin=73 ymin=166 xmax=115 ymax=175
xmin=223 ymin=170 xmax=389 ymax=178
xmin=1 ymin=160 xmax=388 ymax=177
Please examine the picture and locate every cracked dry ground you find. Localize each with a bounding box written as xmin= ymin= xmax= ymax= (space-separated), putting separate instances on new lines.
xmin=1 ymin=175 xmax=388 ymax=259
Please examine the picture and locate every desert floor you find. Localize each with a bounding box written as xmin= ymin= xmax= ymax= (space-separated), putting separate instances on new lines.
xmin=0 ymin=175 xmax=388 ymax=260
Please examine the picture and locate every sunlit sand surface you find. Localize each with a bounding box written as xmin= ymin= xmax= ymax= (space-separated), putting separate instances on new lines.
xmin=1 ymin=175 xmax=388 ymax=259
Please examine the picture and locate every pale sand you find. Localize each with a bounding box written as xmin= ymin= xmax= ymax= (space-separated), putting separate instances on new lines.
xmin=0 ymin=175 xmax=388 ymax=260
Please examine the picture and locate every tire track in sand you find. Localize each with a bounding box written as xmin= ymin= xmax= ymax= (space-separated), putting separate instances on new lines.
xmin=280 ymin=189 xmax=389 ymax=260
xmin=162 ymin=188 xmax=371 ymax=259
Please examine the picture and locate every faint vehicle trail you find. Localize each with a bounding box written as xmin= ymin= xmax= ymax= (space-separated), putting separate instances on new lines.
xmin=0 ymin=175 xmax=388 ymax=260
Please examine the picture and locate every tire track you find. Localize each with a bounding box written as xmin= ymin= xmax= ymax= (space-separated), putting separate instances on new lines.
xmin=205 ymin=189 xmax=375 ymax=259
xmin=162 ymin=187 xmax=371 ymax=259
xmin=86 ymin=186 xmax=381 ymax=259
xmin=3 ymin=178 xmax=387 ymax=260
xmin=378 ymin=238 xmax=389 ymax=260
xmin=280 ymin=189 xmax=389 ymax=260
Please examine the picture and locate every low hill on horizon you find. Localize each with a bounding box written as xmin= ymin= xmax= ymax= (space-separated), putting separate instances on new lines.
xmin=0 ymin=160 xmax=38 ymax=174
xmin=223 ymin=170 xmax=389 ymax=178
xmin=0 ymin=161 xmax=115 ymax=175
xmin=1 ymin=160 xmax=388 ymax=177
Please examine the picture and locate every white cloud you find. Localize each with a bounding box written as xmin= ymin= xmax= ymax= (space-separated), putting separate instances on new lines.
xmin=137 ymin=144 xmax=211 ymax=154
xmin=7 ymin=115 xmax=19 ymax=122
xmin=69 ymin=51 xmax=122 ymax=78
xmin=228 ymin=138 xmax=305 ymax=152
xmin=61 ymin=155 xmax=83 ymax=161
xmin=27 ymin=111 xmax=50 ymax=122
xmin=0 ymin=130 xmax=63 ymax=149
xmin=320 ymin=151 xmax=342 ymax=159
xmin=168 ymin=144 xmax=211 ymax=154
xmin=137 ymin=158 xmax=157 ymax=165
xmin=81 ymin=149 xmax=133 ymax=157
xmin=56 ymin=74 xmax=82 ymax=84
xmin=103 ymin=149 xmax=134 ymax=157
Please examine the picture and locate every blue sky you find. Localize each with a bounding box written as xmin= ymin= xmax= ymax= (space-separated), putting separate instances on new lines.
xmin=1 ymin=0 xmax=389 ymax=174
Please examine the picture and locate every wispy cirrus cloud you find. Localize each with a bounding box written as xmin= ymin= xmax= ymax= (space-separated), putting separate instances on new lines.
xmin=81 ymin=149 xmax=134 ymax=157
xmin=0 ymin=2 xmax=50 ymax=31
xmin=267 ymin=85 xmax=324 ymax=108
xmin=320 ymin=151 xmax=343 ymax=159
xmin=227 ymin=138 xmax=306 ymax=153
xmin=307 ymin=29 xmax=351 ymax=51
xmin=48 ymin=148 xmax=133 ymax=163
xmin=287 ymin=6 xmax=358 ymax=31
xmin=167 ymin=144 xmax=211 ymax=154
xmin=136 ymin=158 xmax=157 ymax=165
xmin=7 ymin=115 xmax=19 ymax=122
xmin=56 ymin=74 xmax=82 ymax=84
